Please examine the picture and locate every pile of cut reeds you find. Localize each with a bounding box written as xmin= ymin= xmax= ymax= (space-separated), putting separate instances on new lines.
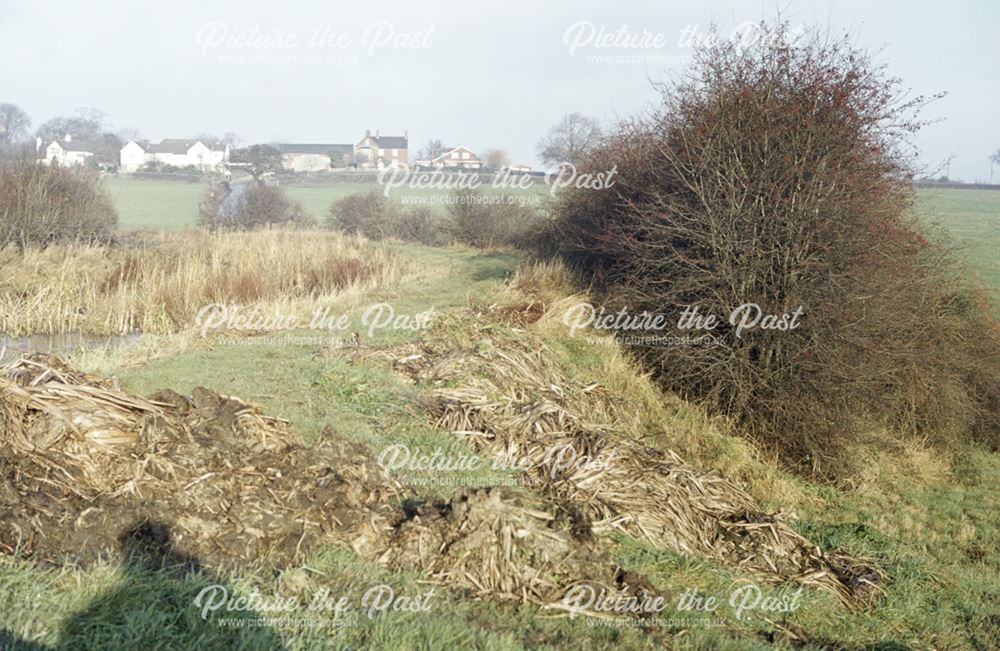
xmin=359 ymin=325 xmax=883 ymax=607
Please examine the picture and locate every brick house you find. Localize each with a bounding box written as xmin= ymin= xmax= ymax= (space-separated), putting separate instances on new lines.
xmin=354 ymin=130 xmax=408 ymax=169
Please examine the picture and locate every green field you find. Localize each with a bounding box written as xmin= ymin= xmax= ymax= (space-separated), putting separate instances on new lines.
xmin=104 ymin=175 xmax=550 ymax=230
xmin=916 ymin=187 xmax=1000 ymax=302
xmin=105 ymin=176 xmax=1000 ymax=304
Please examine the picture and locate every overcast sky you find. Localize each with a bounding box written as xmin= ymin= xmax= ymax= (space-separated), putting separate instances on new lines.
xmin=2 ymin=0 xmax=998 ymax=180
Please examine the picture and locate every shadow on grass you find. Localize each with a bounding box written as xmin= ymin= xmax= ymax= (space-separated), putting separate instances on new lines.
xmin=1 ymin=520 xmax=287 ymax=651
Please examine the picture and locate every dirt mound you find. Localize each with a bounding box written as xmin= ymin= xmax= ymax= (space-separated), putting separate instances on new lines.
xmin=0 ymin=354 xmax=401 ymax=566
xmin=356 ymin=328 xmax=883 ymax=607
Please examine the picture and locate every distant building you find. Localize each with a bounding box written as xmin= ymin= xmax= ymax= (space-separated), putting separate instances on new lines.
xmin=120 ymin=139 xmax=228 ymax=173
xmin=276 ymin=143 xmax=353 ymax=172
xmin=37 ymin=133 xmax=123 ymax=169
xmin=38 ymin=135 xmax=95 ymax=167
xmin=354 ymin=130 xmax=408 ymax=169
xmin=416 ymin=145 xmax=482 ymax=171
xmin=506 ymin=164 xmax=531 ymax=174
xmin=119 ymin=141 xmax=147 ymax=172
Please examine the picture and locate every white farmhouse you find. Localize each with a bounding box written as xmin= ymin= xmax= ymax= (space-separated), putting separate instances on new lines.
xmin=119 ymin=141 xmax=147 ymax=172
xmin=39 ymin=135 xmax=95 ymax=166
xmin=120 ymin=139 xmax=229 ymax=173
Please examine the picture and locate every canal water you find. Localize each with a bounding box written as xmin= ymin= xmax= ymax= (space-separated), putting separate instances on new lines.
xmin=0 ymin=332 xmax=141 ymax=363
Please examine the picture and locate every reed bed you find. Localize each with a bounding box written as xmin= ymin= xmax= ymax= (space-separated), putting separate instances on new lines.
xmin=0 ymin=228 xmax=403 ymax=336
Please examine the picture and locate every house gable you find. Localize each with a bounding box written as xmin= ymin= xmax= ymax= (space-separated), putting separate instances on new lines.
xmin=431 ymin=145 xmax=479 ymax=165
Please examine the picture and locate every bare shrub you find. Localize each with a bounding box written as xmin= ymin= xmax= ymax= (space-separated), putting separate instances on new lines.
xmin=327 ymin=191 xmax=449 ymax=245
xmin=197 ymin=180 xmax=230 ymax=229
xmin=0 ymin=159 xmax=117 ymax=248
xmin=199 ymin=181 xmax=311 ymax=230
xmin=548 ymin=23 xmax=1000 ymax=477
xmin=394 ymin=206 xmax=450 ymax=246
xmin=449 ymin=189 xmax=547 ymax=248
xmin=327 ymin=191 xmax=400 ymax=239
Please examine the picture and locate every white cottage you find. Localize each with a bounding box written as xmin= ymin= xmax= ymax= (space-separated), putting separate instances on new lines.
xmin=39 ymin=136 xmax=95 ymax=166
xmin=120 ymin=139 xmax=229 ymax=173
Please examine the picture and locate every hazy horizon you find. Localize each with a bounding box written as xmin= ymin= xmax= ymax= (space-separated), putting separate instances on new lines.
xmin=3 ymin=0 xmax=998 ymax=180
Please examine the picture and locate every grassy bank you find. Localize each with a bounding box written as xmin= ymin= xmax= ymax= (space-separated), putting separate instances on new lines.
xmin=1 ymin=243 xmax=997 ymax=649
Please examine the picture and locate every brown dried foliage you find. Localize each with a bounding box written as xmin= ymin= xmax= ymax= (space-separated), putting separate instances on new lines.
xmin=0 ymin=159 xmax=117 ymax=248
xmin=546 ymin=24 xmax=1000 ymax=477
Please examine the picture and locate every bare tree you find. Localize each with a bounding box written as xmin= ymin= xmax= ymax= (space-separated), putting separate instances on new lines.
xmin=115 ymin=126 xmax=143 ymax=143
xmin=36 ymin=114 xmax=103 ymax=143
xmin=0 ymin=103 xmax=32 ymax=144
xmin=222 ymin=132 xmax=244 ymax=148
xmin=230 ymin=144 xmax=282 ymax=179
xmin=482 ymin=148 xmax=510 ymax=171
xmin=536 ymin=113 xmax=603 ymax=166
xmin=75 ymin=107 xmax=109 ymax=127
xmin=417 ymin=139 xmax=443 ymax=161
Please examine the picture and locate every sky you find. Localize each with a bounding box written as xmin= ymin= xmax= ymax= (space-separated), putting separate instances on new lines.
xmin=2 ymin=0 xmax=998 ymax=181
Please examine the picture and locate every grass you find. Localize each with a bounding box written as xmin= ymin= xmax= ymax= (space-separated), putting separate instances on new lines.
xmin=103 ymin=175 xmax=999 ymax=305
xmin=104 ymin=177 xmax=204 ymax=229
xmin=917 ymin=187 xmax=1000 ymax=304
xmin=3 ymin=245 xmax=994 ymax=649
xmin=105 ymin=175 xmax=550 ymax=230
xmin=1 ymin=182 xmax=999 ymax=649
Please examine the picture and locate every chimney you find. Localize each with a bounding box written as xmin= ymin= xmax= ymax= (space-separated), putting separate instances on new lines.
xmin=364 ymin=129 xmax=370 ymax=138
xmin=64 ymin=133 xmax=72 ymax=143
xmin=35 ymin=136 xmax=41 ymax=152
xmin=404 ymin=130 xmax=408 ymax=140
xmin=375 ymin=129 xmax=379 ymax=138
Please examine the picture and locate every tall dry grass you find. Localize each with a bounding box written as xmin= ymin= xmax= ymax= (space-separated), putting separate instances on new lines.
xmin=0 ymin=228 xmax=402 ymax=336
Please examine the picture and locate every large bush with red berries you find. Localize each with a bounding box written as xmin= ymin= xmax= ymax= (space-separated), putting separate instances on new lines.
xmin=549 ymin=24 xmax=1000 ymax=477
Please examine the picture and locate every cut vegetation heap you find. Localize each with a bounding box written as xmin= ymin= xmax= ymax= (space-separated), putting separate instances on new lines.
xmin=0 ymin=349 xmax=878 ymax=615
xmin=356 ymin=309 xmax=880 ymax=607
xmin=0 ymin=354 xmax=662 ymax=612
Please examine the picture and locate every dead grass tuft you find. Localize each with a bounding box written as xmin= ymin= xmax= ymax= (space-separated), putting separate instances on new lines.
xmin=0 ymin=228 xmax=402 ymax=336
